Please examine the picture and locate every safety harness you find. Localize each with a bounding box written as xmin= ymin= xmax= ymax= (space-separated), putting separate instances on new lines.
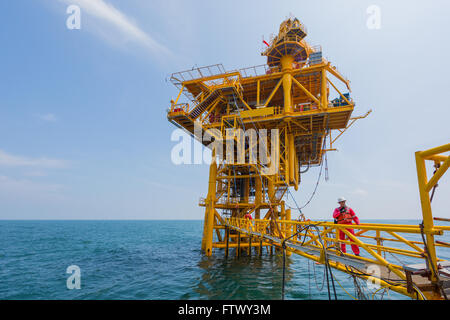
xmin=336 ymin=207 xmax=353 ymax=224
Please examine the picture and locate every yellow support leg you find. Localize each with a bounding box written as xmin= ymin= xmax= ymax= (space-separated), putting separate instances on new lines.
xmin=202 ymin=155 xmax=217 ymax=256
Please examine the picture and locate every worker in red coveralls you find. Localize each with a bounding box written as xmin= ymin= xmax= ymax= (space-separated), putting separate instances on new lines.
xmin=244 ymin=213 xmax=253 ymax=231
xmin=333 ymin=197 xmax=360 ymax=256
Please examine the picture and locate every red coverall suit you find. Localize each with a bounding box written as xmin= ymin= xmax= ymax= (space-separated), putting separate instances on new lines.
xmin=333 ymin=207 xmax=360 ymax=255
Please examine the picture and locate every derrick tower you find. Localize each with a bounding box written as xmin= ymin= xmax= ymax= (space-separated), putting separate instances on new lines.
xmin=167 ymin=17 xmax=359 ymax=256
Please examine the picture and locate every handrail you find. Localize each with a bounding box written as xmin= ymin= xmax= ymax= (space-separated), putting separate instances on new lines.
xmin=225 ymin=217 xmax=446 ymax=263
xmin=170 ymin=64 xmax=227 ymax=83
xmin=168 ymin=102 xmax=190 ymax=114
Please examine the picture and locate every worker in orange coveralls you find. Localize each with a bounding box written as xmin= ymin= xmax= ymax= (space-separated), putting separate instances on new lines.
xmin=333 ymin=197 xmax=360 ymax=256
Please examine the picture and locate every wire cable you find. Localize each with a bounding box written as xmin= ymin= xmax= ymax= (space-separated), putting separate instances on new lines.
xmin=419 ymin=222 xmax=448 ymax=300
xmin=332 ymin=273 xmax=357 ymax=300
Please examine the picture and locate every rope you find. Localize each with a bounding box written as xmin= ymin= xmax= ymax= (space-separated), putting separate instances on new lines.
xmin=312 ymin=251 xmax=326 ymax=291
xmin=281 ymin=224 xmax=337 ymax=300
xmin=352 ymin=274 xmax=368 ymax=300
xmin=332 ymin=273 xmax=357 ymax=300
xmin=371 ymin=286 xmax=387 ymax=300
xmin=297 ymin=154 xmax=325 ymax=210
xmin=301 ymin=223 xmax=337 ymax=299
xmin=430 ymin=163 xmax=440 ymax=203
xmin=387 ymin=251 xmax=406 ymax=269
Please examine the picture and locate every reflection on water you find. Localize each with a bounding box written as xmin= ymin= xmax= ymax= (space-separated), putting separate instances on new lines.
xmin=189 ymin=248 xmax=297 ymax=300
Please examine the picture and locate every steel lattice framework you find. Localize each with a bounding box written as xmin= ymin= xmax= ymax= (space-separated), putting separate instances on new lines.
xmin=167 ymin=18 xmax=449 ymax=300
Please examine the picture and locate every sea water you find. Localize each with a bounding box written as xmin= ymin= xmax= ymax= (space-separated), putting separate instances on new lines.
xmin=0 ymin=220 xmax=448 ymax=300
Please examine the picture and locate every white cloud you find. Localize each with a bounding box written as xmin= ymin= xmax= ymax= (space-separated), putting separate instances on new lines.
xmin=0 ymin=150 xmax=68 ymax=168
xmin=37 ymin=113 xmax=57 ymax=122
xmin=60 ymin=0 xmax=170 ymax=55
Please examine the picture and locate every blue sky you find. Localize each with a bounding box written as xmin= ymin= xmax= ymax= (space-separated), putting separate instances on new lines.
xmin=0 ymin=0 xmax=448 ymax=220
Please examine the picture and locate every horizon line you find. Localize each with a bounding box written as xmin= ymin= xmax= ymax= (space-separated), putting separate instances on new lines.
xmin=0 ymin=218 xmax=424 ymax=221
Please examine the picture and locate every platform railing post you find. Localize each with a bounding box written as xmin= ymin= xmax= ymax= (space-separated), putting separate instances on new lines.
xmin=225 ymin=227 xmax=230 ymax=258
xmin=376 ymin=230 xmax=382 ymax=256
xmin=237 ymin=231 xmax=241 ymax=258
xmin=415 ymin=150 xmax=439 ymax=284
xmin=286 ymin=209 xmax=292 ymax=256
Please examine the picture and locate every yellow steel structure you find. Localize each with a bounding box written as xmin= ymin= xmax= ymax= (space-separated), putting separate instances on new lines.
xmin=167 ymin=17 xmax=449 ymax=300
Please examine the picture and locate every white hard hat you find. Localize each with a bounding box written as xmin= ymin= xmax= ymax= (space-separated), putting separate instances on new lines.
xmin=337 ymin=197 xmax=346 ymax=203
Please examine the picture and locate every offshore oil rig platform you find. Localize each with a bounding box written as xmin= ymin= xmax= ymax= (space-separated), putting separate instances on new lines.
xmin=167 ymin=17 xmax=450 ymax=300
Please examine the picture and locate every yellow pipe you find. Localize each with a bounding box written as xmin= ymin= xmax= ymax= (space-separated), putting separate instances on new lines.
xmin=376 ymin=230 xmax=382 ymax=255
xmin=321 ymin=69 xmax=327 ymax=109
xmin=255 ymin=176 xmax=262 ymax=219
xmin=325 ymin=63 xmax=351 ymax=91
xmin=273 ymin=220 xmax=443 ymax=235
xmin=281 ymin=56 xmax=294 ymax=113
xmin=213 ymin=242 xmax=272 ymax=248
xmin=285 ymin=208 xmax=292 ymax=257
xmin=327 ymin=77 xmax=351 ymax=106
xmin=386 ymin=231 xmax=424 ymax=254
xmin=288 ymin=133 xmax=295 ymax=184
xmin=341 ymin=228 xmax=407 ymax=281
xmin=203 ymin=151 xmax=217 ymax=256
xmin=174 ymin=84 xmax=185 ymax=105
xmin=291 ymin=76 xmax=320 ymax=106
xmin=243 ymin=178 xmax=249 ymax=204
xmin=424 ymin=154 xmax=448 ymax=162
xmin=318 ymin=236 xmax=424 ymax=258
xmin=256 ymin=80 xmax=260 ymax=106
xmin=263 ymin=77 xmax=283 ymax=107
xmin=268 ymin=178 xmax=275 ymax=202
xmin=425 ymin=156 xmax=450 ymax=192
xmin=294 ymin=152 xmax=299 ymax=191
xmin=418 ymin=144 xmax=450 ymax=159
xmin=224 ymin=217 xmax=441 ymax=298
xmin=415 ymin=152 xmax=438 ymax=282
xmin=280 ymin=201 xmax=286 ymax=235
xmin=284 ymin=132 xmax=290 ymax=184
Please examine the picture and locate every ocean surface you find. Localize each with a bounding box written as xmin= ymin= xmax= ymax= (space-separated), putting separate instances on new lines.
xmin=0 ymin=219 xmax=449 ymax=300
